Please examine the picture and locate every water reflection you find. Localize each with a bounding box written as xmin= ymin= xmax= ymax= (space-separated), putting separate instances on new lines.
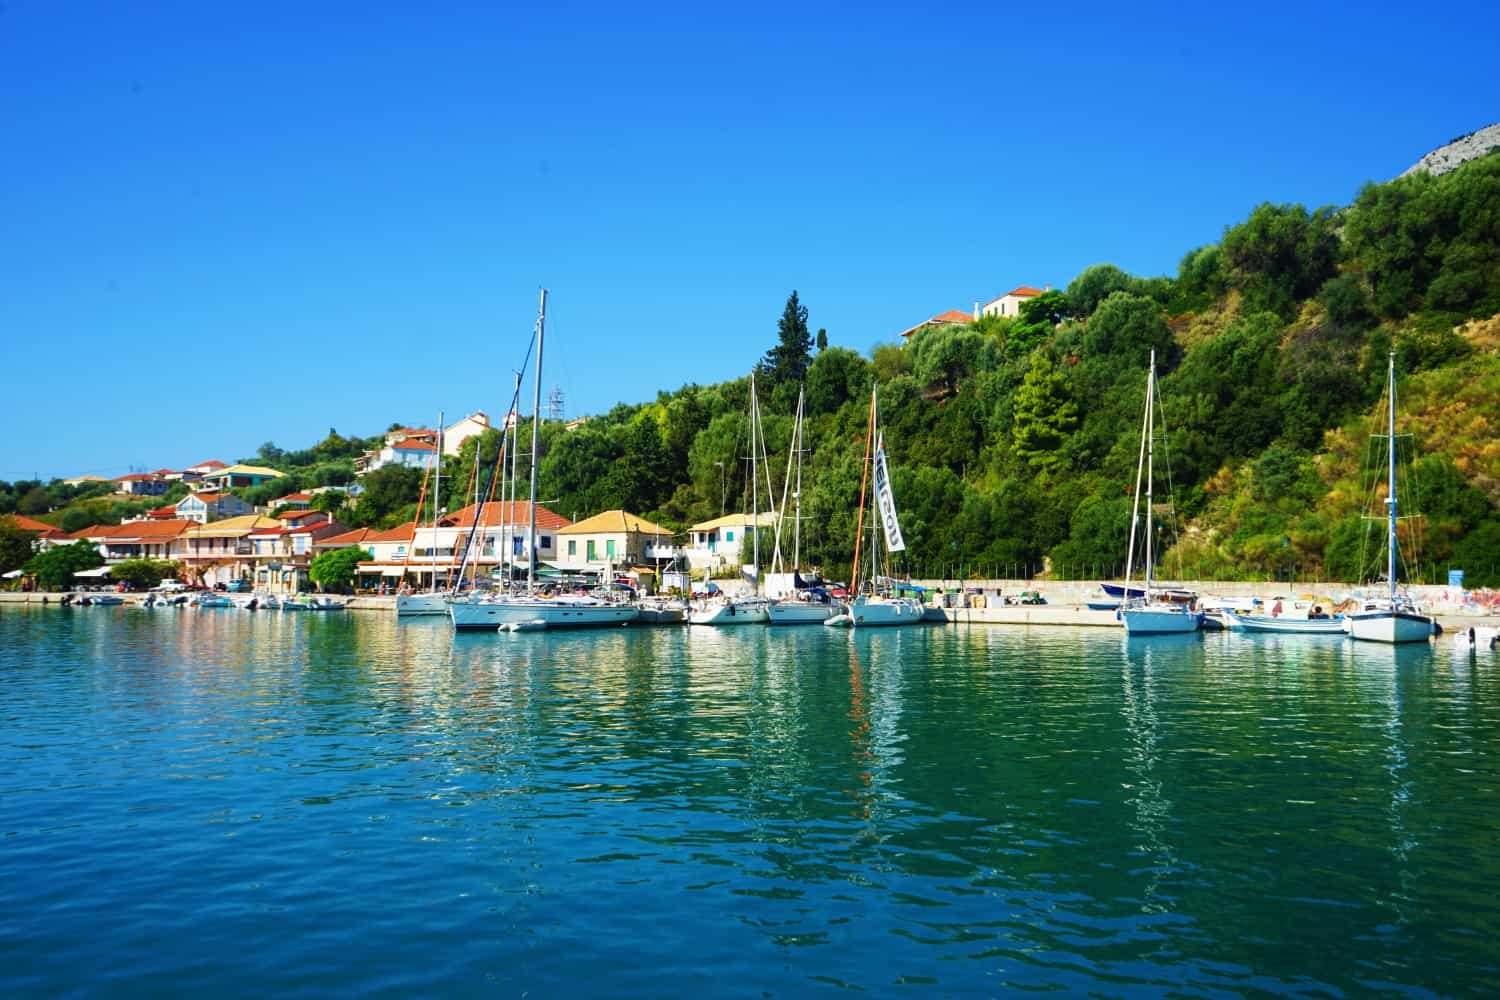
xmin=5 ymin=609 xmax=1500 ymax=995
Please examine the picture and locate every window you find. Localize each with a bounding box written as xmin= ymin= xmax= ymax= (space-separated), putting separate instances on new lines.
xmin=606 ymin=539 xmax=615 ymax=560
xmin=568 ymin=540 xmax=576 ymax=556
xmin=586 ymin=540 xmax=596 ymax=561
xmin=725 ymin=530 xmax=734 ymax=542
xmin=540 ymin=535 xmax=551 ymax=550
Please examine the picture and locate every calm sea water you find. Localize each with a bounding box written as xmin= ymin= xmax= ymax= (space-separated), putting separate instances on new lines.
xmin=2 ymin=607 xmax=1498 ymax=996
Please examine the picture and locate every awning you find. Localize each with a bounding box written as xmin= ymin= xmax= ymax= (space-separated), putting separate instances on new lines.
xmin=375 ymin=567 xmax=406 ymax=577
xmin=74 ymin=566 xmax=113 ymax=578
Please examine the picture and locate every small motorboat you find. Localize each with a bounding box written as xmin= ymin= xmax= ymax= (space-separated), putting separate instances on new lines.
xmin=308 ymin=597 xmax=346 ymax=611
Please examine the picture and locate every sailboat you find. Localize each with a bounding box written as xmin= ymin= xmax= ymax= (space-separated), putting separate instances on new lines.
xmin=690 ymin=372 xmax=773 ymax=625
xmin=768 ymin=386 xmax=838 ymax=625
xmin=827 ymin=383 xmax=923 ymax=628
xmin=1119 ymin=350 xmax=1203 ymax=635
xmin=448 ymin=289 xmax=638 ymax=631
xmin=396 ymin=410 xmax=448 ymax=616
xmin=1347 ymin=352 xmax=1435 ymax=644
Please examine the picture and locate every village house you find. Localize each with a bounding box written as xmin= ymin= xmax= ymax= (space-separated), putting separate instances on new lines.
xmin=191 ymin=464 xmax=286 ymax=493
xmin=75 ymin=519 xmax=196 ymax=562
xmin=112 ymin=473 xmax=170 ymax=497
xmin=174 ymin=491 xmax=254 ymax=524
xmin=897 ymin=284 xmax=1050 ymax=340
xmin=3 ymin=514 xmax=74 ymax=550
xmin=356 ymin=437 xmax=438 ymax=476
xmin=351 ymin=501 xmax=570 ymax=587
xmin=274 ymin=491 xmax=314 ymax=511
xmin=978 ymin=285 xmax=1047 ymax=319
xmin=174 ymin=514 xmax=279 ymax=587
xmin=896 ymin=309 xmax=975 ymax=341
xmin=442 ymin=412 xmax=491 ymax=457
xmin=248 ymin=513 xmax=348 ymax=594
xmin=555 ymin=510 xmax=680 ymax=579
xmin=683 ymin=512 xmax=778 ymax=573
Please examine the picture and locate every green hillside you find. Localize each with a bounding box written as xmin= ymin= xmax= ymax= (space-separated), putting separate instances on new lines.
xmin=7 ymin=151 xmax=1500 ymax=587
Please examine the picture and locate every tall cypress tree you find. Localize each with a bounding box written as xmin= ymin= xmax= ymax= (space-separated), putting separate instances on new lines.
xmin=762 ymin=290 xmax=812 ymax=388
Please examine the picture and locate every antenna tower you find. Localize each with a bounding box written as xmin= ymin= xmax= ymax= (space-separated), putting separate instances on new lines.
xmin=548 ymin=385 xmax=565 ymax=423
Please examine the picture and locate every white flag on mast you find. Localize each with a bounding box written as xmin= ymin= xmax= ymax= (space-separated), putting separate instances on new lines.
xmin=872 ymin=433 xmax=906 ymax=553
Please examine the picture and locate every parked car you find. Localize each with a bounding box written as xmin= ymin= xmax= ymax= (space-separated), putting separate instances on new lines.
xmin=154 ymin=579 xmax=188 ymax=593
xmin=1007 ymin=590 xmax=1047 ymax=606
xmin=225 ymin=580 xmax=252 ymax=593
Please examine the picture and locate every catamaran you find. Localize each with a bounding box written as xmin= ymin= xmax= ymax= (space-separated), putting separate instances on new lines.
xmin=1119 ymin=350 xmax=1203 ymax=635
xmin=1347 ymin=352 xmax=1434 ymax=644
xmin=827 ymin=383 xmax=923 ymax=628
xmin=448 ymin=289 xmax=638 ymax=631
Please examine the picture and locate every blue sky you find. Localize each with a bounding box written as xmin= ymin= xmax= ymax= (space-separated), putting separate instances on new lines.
xmin=3 ymin=1 xmax=1497 ymax=481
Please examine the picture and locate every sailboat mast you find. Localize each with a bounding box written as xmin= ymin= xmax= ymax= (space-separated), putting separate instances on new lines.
xmin=850 ymin=383 xmax=876 ymax=597
xmin=793 ymin=386 xmax=804 ymax=573
xmin=434 ymin=409 xmax=443 ymax=589
xmin=526 ymin=288 xmax=546 ymax=595
xmin=1386 ymin=350 xmax=1398 ymax=602
xmin=750 ymin=372 xmax=760 ymax=595
xmin=1144 ymin=350 xmax=1156 ymax=591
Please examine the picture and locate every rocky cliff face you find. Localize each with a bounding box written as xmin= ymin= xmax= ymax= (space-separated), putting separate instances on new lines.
xmin=1402 ymin=122 xmax=1500 ymax=177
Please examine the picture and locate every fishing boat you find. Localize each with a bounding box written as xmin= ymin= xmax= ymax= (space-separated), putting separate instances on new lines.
xmin=1347 ymin=352 xmax=1435 ymax=644
xmin=1221 ymin=608 xmax=1346 ymax=634
xmin=635 ymin=597 xmax=689 ymax=625
xmin=1119 ymin=350 xmax=1203 ymax=635
xmin=768 ymin=386 xmax=839 ymax=625
xmin=827 ymin=383 xmax=923 ymax=628
xmin=309 ymin=596 xmax=346 ymax=611
xmin=449 ymin=289 xmax=640 ymax=631
xmin=691 ymin=371 xmax=775 ymax=627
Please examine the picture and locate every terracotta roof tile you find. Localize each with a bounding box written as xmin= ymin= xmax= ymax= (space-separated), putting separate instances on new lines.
xmin=439 ymin=502 xmax=570 ymax=532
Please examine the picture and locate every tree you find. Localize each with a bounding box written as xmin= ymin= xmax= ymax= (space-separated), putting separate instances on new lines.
xmin=17 ymin=486 xmax=49 ymax=516
xmin=309 ymin=546 xmax=370 ymax=592
xmin=258 ymin=441 xmax=285 ymax=464
xmin=1012 ymin=354 xmax=1079 ymax=473
xmin=1221 ymin=202 xmax=1341 ymax=320
xmin=0 ymin=518 xmax=38 ymax=573
xmin=1066 ymin=264 xmax=1135 ymax=318
xmin=761 ymin=290 xmax=813 ymax=389
xmin=25 ymin=540 xmax=104 ymax=591
xmin=815 ymin=327 xmax=828 ymax=352
xmin=1006 ymin=289 xmax=1069 ymax=360
xmin=110 ymin=559 xmax=179 ymax=589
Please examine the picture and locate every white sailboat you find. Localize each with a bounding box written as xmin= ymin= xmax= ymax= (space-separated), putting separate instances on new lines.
xmin=768 ymin=385 xmax=838 ymax=625
xmin=397 ymin=409 xmax=449 ymax=616
xmin=691 ymin=372 xmax=773 ymax=626
xmin=827 ymin=383 xmax=923 ymax=628
xmin=1347 ymin=351 xmax=1434 ymax=644
xmin=449 ymin=289 xmax=639 ymax=631
xmin=1120 ymin=350 xmax=1203 ymax=636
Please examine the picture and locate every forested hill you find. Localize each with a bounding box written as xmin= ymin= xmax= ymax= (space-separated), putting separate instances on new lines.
xmin=531 ymin=149 xmax=1500 ymax=587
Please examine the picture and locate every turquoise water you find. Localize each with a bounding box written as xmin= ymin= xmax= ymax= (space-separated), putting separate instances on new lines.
xmin=2 ymin=607 xmax=1498 ymax=996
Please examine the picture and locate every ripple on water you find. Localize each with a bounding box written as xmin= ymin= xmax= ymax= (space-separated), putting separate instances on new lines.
xmin=2 ymin=609 xmax=1499 ymax=994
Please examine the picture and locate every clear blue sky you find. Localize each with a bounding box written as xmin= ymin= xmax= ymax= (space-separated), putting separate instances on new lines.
xmin=3 ymin=1 xmax=1496 ymax=481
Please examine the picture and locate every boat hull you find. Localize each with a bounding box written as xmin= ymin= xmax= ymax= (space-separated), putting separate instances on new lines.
xmin=397 ymin=593 xmax=448 ymax=616
xmin=1121 ymin=606 xmax=1203 ymax=634
xmin=450 ymin=598 xmax=639 ymax=630
xmin=688 ymin=598 xmax=770 ymax=625
xmin=1347 ymin=611 xmax=1433 ymax=644
xmin=767 ymin=600 xmax=838 ymax=625
xmin=844 ymin=596 xmax=924 ymax=627
xmin=1223 ymin=611 xmax=1347 ymax=635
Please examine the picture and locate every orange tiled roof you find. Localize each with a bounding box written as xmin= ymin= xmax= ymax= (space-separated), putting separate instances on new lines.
xmin=276 ymin=509 xmax=329 ymax=521
xmin=3 ymin=514 xmax=70 ymax=538
xmin=318 ymin=527 xmax=377 ymax=547
xmin=190 ymin=460 xmax=227 ymax=470
xmin=440 ymin=502 xmax=570 ymax=532
xmin=390 ymin=439 xmax=436 ymax=451
xmin=1005 ymin=285 xmax=1046 ymax=298
xmin=898 ymin=309 xmax=975 ymax=338
xmin=77 ymin=518 xmax=196 ymax=540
